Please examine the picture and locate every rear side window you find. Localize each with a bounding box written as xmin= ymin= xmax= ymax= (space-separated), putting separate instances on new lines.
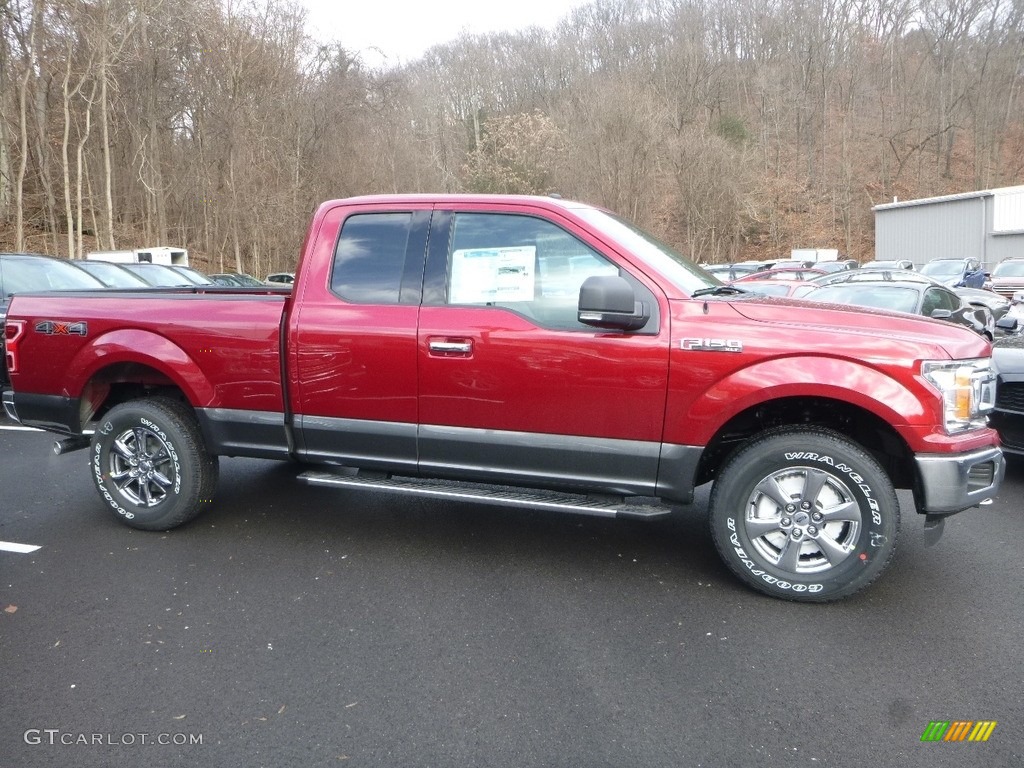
xmin=331 ymin=213 xmax=412 ymax=304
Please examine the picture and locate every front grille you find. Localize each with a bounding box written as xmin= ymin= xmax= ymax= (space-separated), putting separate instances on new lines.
xmin=995 ymin=380 xmax=1024 ymax=412
xmin=989 ymin=411 xmax=1024 ymax=454
xmin=991 ymin=279 xmax=1024 ymax=299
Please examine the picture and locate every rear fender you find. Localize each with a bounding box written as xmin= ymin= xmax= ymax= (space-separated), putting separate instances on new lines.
xmin=66 ymin=329 xmax=216 ymax=406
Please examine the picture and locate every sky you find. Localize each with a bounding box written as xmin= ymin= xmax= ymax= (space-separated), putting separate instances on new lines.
xmin=300 ymin=0 xmax=593 ymax=68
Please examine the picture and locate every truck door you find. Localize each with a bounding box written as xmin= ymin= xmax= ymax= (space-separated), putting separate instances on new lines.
xmin=289 ymin=203 xmax=430 ymax=472
xmin=416 ymin=207 xmax=671 ymax=495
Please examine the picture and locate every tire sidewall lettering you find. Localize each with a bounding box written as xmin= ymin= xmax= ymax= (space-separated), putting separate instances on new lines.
xmin=727 ymin=520 xmax=823 ymax=593
xmin=139 ymin=416 xmax=182 ymax=494
xmin=783 ymin=451 xmax=883 ymax=526
xmin=714 ymin=436 xmax=898 ymax=600
xmin=91 ymin=413 xmax=184 ymax=521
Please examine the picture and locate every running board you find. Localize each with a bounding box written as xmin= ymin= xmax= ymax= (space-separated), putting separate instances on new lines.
xmin=297 ymin=470 xmax=672 ymax=521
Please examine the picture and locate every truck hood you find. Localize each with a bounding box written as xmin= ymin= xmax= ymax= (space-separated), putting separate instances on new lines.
xmin=993 ymin=332 xmax=1024 ymax=374
xmin=725 ymin=296 xmax=991 ymax=360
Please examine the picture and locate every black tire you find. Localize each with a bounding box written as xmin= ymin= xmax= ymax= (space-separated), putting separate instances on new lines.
xmin=709 ymin=426 xmax=899 ymax=602
xmin=89 ymin=397 xmax=219 ymax=531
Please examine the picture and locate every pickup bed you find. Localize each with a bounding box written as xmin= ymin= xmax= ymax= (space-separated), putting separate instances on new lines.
xmin=2 ymin=194 xmax=1006 ymax=601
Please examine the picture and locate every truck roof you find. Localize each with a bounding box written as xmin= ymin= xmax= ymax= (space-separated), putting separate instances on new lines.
xmin=321 ymin=193 xmax=594 ymax=212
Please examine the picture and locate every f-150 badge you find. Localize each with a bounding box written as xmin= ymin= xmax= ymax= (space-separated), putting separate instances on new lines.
xmin=34 ymin=320 xmax=88 ymax=336
xmin=680 ymin=338 xmax=743 ymax=352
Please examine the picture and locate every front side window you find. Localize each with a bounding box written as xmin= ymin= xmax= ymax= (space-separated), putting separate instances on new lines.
xmin=331 ymin=213 xmax=412 ymax=304
xmin=447 ymin=213 xmax=622 ymax=330
xmin=922 ymin=287 xmax=960 ymax=315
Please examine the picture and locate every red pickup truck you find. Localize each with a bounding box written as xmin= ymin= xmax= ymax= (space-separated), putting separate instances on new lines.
xmin=2 ymin=195 xmax=1005 ymax=601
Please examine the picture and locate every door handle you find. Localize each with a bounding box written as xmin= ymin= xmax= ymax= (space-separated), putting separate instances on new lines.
xmin=428 ymin=339 xmax=473 ymax=356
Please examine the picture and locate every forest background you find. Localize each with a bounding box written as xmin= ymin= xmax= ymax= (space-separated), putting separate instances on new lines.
xmin=1 ymin=0 xmax=1022 ymax=277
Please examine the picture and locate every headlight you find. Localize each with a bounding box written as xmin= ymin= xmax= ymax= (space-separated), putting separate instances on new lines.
xmin=921 ymin=358 xmax=997 ymax=433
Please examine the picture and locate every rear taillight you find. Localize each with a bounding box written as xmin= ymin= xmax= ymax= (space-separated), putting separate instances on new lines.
xmin=5 ymin=320 xmax=25 ymax=374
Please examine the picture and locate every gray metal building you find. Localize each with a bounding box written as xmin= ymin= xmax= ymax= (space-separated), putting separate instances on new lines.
xmin=873 ymin=185 xmax=1024 ymax=270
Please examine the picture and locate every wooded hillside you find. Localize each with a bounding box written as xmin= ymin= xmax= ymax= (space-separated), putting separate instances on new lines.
xmin=1 ymin=0 xmax=1022 ymax=275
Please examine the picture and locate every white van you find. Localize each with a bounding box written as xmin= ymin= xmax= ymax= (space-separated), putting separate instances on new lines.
xmin=87 ymin=247 xmax=189 ymax=267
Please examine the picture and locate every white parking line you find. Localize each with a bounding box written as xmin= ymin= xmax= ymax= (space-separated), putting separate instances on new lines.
xmin=0 ymin=541 xmax=41 ymax=554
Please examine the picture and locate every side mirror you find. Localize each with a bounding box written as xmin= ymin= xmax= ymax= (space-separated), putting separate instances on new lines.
xmin=578 ymin=275 xmax=650 ymax=331
xmin=996 ymin=316 xmax=1019 ymax=332
xmin=930 ymin=309 xmax=953 ymax=320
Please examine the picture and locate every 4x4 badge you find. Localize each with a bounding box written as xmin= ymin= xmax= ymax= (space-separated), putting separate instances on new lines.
xmin=34 ymin=321 xmax=88 ymax=336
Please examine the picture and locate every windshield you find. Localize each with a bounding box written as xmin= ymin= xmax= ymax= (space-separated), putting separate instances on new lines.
xmin=78 ymin=261 xmax=150 ymax=287
xmin=1 ymin=255 xmax=104 ymax=297
xmin=993 ymin=260 xmax=1024 ymax=278
xmin=575 ymin=208 xmax=717 ymax=295
xmin=807 ymin=285 xmax=919 ymax=314
xmin=171 ymin=267 xmax=214 ymax=285
xmin=122 ymin=264 xmax=193 ymax=286
xmin=919 ymin=260 xmax=963 ymax=279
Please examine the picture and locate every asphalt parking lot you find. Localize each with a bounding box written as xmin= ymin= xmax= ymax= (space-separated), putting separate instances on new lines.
xmin=1 ymin=419 xmax=1022 ymax=767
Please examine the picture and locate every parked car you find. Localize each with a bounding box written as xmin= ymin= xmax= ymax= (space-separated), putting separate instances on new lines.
xmin=210 ymin=272 xmax=264 ymax=287
xmin=919 ymin=257 xmax=986 ymax=288
xmin=732 ymin=267 xmax=829 ymax=283
xmin=987 ymin=257 xmax=1024 ymax=299
xmin=727 ymin=279 xmax=810 ymax=298
xmin=863 ymin=259 xmax=914 ymax=270
xmin=991 ymin=333 xmax=1024 ymax=455
xmin=169 ymin=265 xmax=216 ymax=285
xmin=800 ymin=273 xmax=994 ymax=338
xmin=120 ymin=263 xmax=198 ymax=286
xmin=265 ymin=272 xmax=295 ymax=285
xmin=955 ymin=287 xmax=1013 ymax=335
xmin=701 ymin=262 xmax=772 ymax=281
xmin=1 ymin=252 xmax=105 ymax=385
xmin=72 ymin=259 xmax=152 ymax=288
xmin=814 ymin=259 xmax=859 ymax=273
xmin=804 ymin=267 xmax=933 ymax=289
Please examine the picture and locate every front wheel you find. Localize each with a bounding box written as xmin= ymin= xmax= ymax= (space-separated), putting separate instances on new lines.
xmin=709 ymin=427 xmax=899 ymax=602
xmin=90 ymin=397 xmax=219 ymax=531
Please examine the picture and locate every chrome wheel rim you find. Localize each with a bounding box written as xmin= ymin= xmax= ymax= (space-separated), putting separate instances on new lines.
xmin=743 ymin=466 xmax=862 ymax=575
xmin=107 ymin=426 xmax=176 ymax=507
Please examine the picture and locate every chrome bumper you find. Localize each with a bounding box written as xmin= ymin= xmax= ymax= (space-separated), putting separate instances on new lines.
xmin=915 ymin=445 xmax=1005 ymax=515
xmin=2 ymin=389 xmax=17 ymax=422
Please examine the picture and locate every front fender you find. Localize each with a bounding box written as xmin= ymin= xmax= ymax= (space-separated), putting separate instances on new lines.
xmin=66 ymin=328 xmax=217 ymax=405
xmin=667 ymin=356 xmax=933 ymax=446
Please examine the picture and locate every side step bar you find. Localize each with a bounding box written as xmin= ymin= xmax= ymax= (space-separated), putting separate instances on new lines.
xmin=297 ymin=470 xmax=672 ymax=521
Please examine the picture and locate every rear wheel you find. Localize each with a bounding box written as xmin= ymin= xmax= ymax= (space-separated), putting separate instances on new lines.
xmin=90 ymin=397 xmax=218 ymax=530
xmin=709 ymin=427 xmax=899 ymax=602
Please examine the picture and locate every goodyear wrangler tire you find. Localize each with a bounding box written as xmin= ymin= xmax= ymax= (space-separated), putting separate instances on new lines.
xmin=709 ymin=427 xmax=899 ymax=602
xmin=90 ymin=397 xmax=219 ymax=531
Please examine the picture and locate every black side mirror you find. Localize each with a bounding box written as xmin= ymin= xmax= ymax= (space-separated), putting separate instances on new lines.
xmin=996 ymin=317 xmax=1019 ymax=332
xmin=578 ymin=275 xmax=650 ymax=331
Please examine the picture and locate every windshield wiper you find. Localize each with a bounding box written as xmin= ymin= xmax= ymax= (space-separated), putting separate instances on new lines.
xmin=691 ymin=285 xmax=749 ymax=298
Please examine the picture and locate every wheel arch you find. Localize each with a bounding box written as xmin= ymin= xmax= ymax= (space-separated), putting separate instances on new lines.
xmin=68 ymin=329 xmax=215 ymax=427
xmin=694 ymin=395 xmax=917 ymax=492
